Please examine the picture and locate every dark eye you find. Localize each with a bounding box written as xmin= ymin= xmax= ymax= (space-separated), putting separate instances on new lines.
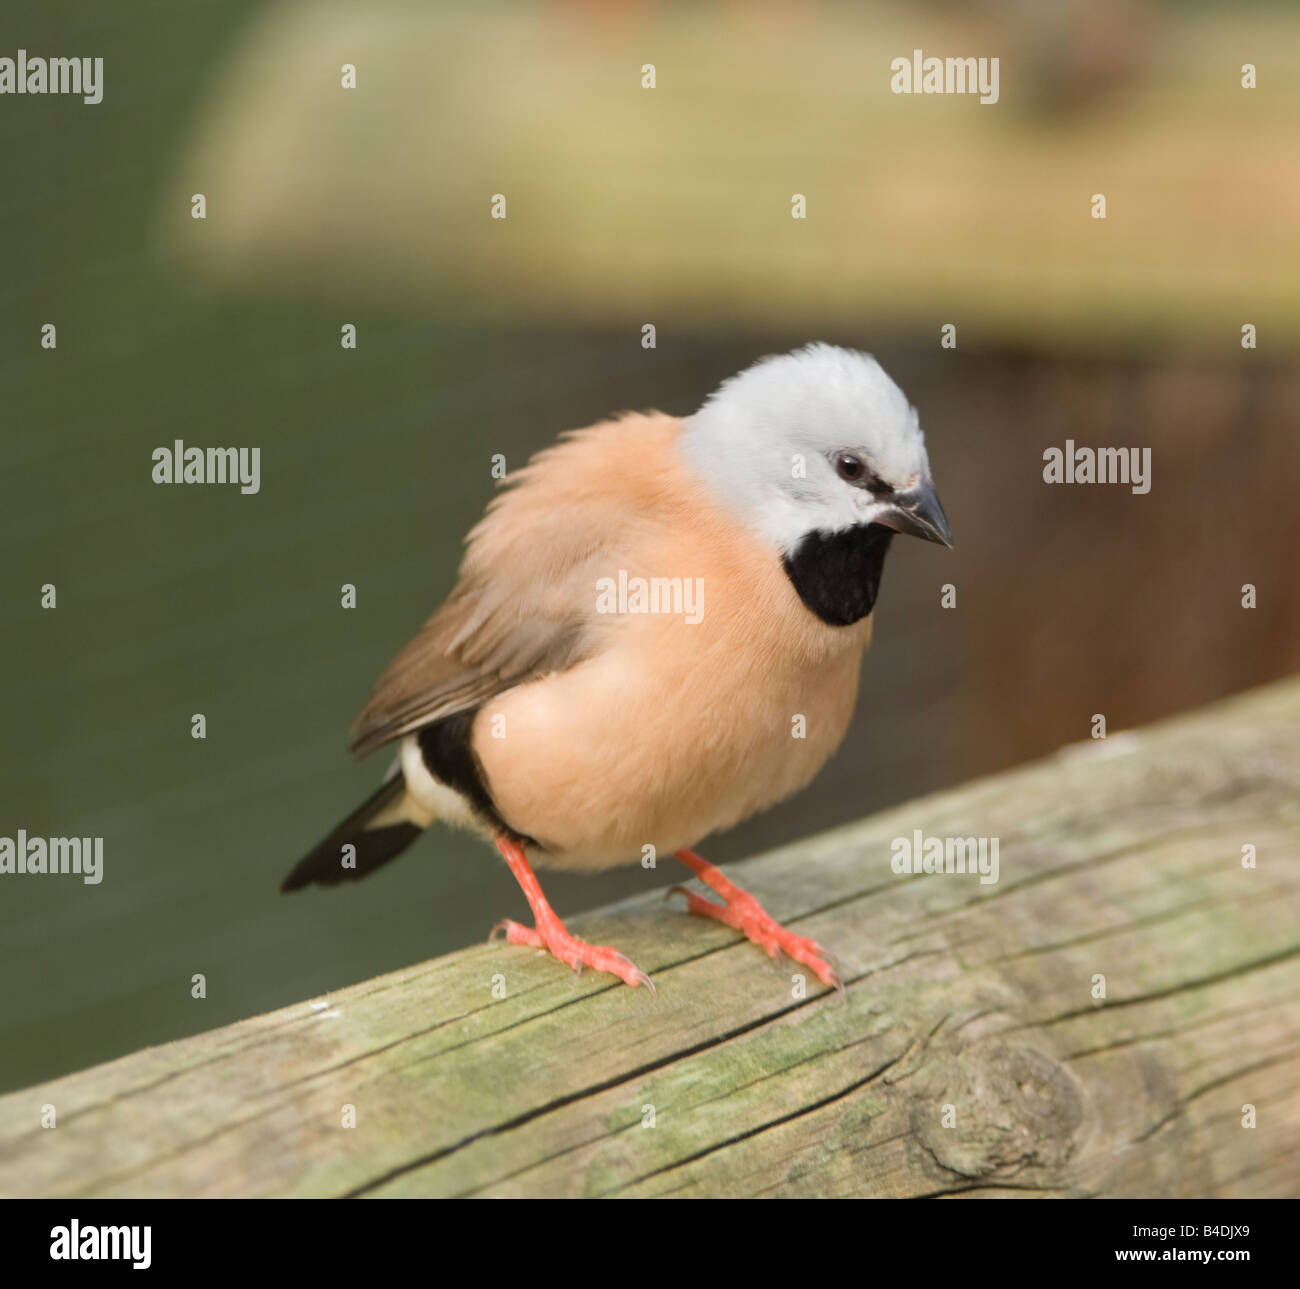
xmin=835 ymin=452 xmax=865 ymax=481
xmin=835 ymin=452 xmax=893 ymax=495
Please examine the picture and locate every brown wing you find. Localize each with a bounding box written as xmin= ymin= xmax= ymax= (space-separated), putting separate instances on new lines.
xmin=348 ymin=430 xmax=634 ymax=759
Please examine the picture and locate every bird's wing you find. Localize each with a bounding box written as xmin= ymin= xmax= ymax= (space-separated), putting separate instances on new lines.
xmin=348 ymin=419 xmax=666 ymax=758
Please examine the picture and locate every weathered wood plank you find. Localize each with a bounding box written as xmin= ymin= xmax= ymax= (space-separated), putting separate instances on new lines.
xmin=2 ymin=679 xmax=1298 ymax=1198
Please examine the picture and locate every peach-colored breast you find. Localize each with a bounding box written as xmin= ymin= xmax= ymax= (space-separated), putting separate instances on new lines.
xmin=472 ymin=418 xmax=872 ymax=870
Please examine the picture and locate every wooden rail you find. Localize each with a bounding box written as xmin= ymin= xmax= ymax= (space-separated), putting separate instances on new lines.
xmin=2 ymin=678 xmax=1299 ymax=1198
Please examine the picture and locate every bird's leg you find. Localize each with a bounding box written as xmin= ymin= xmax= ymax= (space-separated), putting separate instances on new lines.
xmin=490 ymin=836 xmax=655 ymax=992
xmin=671 ymin=848 xmax=841 ymax=990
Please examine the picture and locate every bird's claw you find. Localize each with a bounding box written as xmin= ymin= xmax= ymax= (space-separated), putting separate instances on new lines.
xmin=670 ymin=868 xmax=841 ymax=991
xmin=490 ymin=916 xmax=655 ymax=993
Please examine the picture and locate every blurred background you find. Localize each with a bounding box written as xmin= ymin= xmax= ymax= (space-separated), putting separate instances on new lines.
xmin=3 ymin=0 xmax=1299 ymax=1093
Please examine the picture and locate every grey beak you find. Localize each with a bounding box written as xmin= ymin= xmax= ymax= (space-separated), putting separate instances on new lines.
xmin=876 ymin=480 xmax=953 ymax=548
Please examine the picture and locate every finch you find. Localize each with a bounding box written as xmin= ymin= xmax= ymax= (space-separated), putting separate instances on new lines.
xmin=283 ymin=344 xmax=952 ymax=992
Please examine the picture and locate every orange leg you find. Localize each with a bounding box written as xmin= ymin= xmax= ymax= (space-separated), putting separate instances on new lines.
xmin=671 ymin=849 xmax=841 ymax=990
xmin=491 ymin=836 xmax=655 ymax=992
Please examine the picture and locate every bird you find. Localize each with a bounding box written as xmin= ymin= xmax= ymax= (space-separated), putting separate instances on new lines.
xmin=282 ymin=343 xmax=952 ymax=993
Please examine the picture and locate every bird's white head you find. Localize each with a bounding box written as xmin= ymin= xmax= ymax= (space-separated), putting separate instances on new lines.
xmin=680 ymin=343 xmax=952 ymax=625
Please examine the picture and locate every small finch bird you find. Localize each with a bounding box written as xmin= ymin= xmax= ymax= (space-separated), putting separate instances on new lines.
xmin=283 ymin=344 xmax=952 ymax=992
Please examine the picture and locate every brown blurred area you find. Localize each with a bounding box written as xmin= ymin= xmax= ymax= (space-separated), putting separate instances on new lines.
xmin=848 ymin=347 xmax=1300 ymax=808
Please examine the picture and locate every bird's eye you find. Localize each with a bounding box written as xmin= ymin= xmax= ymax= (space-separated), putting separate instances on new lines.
xmin=834 ymin=452 xmax=893 ymax=495
xmin=835 ymin=452 xmax=865 ymax=481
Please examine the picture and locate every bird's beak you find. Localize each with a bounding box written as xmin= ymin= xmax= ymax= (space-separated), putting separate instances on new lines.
xmin=875 ymin=480 xmax=953 ymax=548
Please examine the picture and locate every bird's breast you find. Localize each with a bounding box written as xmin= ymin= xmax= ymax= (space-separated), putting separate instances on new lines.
xmin=475 ymin=552 xmax=871 ymax=869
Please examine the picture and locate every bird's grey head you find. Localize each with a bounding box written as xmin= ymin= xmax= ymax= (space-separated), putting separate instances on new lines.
xmin=680 ymin=343 xmax=952 ymax=625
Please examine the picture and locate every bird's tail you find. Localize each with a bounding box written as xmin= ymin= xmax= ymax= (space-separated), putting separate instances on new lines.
xmin=281 ymin=767 xmax=429 ymax=892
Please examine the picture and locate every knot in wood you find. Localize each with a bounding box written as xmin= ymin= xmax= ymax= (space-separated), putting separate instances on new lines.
xmin=912 ymin=1043 xmax=1083 ymax=1181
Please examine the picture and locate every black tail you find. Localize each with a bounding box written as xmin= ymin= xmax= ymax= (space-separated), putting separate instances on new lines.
xmin=281 ymin=772 xmax=424 ymax=892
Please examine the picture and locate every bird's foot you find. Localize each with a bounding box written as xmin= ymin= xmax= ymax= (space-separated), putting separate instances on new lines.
xmin=490 ymin=916 xmax=655 ymax=992
xmin=671 ymin=849 xmax=841 ymax=991
xmin=491 ymin=834 xmax=655 ymax=992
